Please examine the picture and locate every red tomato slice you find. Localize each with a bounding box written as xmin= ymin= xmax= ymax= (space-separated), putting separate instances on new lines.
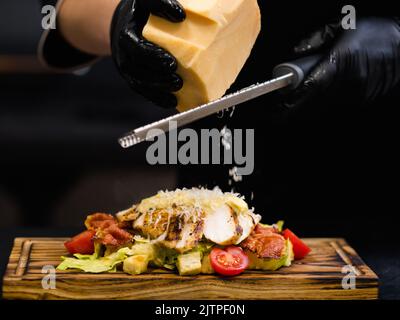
xmin=210 ymin=246 xmax=249 ymax=276
xmin=64 ymin=230 xmax=96 ymax=254
xmin=282 ymin=228 xmax=311 ymax=260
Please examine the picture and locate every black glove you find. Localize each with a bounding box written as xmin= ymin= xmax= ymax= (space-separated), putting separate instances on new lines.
xmin=285 ymin=17 xmax=400 ymax=109
xmin=110 ymin=0 xmax=186 ymax=108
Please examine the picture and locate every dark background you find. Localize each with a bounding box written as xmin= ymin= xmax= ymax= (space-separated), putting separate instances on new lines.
xmin=0 ymin=0 xmax=399 ymax=299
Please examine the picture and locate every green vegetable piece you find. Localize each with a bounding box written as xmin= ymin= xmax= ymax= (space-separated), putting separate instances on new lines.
xmin=275 ymin=220 xmax=285 ymax=233
xmin=283 ymin=239 xmax=294 ymax=267
xmin=57 ymin=246 xmax=128 ymax=273
xmin=258 ymin=221 xmax=285 ymax=232
xmin=151 ymin=245 xmax=179 ymax=268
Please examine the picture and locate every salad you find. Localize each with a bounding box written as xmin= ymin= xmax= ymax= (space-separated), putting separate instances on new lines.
xmin=58 ymin=188 xmax=311 ymax=276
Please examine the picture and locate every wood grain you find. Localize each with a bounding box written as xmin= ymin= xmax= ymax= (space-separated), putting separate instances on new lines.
xmin=2 ymin=238 xmax=378 ymax=300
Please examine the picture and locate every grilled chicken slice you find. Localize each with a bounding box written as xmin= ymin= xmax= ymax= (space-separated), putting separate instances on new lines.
xmin=118 ymin=189 xmax=261 ymax=249
xmin=116 ymin=206 xmax=139 ymax=223
xmin=131 ymin=204 xmax=260 ymax=247
xmin=161 ymin=210 xmax=204 ymax=252
xmin=203 ymin=205 xmax=241 ymax=245
xmin=133 ymin=208 xmax=170 ymax=239
xmin=235 ymin=211 xmax=261 ymax=244
xmin=133 ymin=206 xmax=205 ymax=252
xmin=175 ymin=218 xmax=204 ymax=252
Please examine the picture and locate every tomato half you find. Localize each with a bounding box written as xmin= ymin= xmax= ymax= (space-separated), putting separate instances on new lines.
xmin=64 ymin=230 xmax=96 ymax=254
xmin=282 ymin=228 xmax=311 ymax=260
xmin=210 ymin=246 xmax=249 ymax=276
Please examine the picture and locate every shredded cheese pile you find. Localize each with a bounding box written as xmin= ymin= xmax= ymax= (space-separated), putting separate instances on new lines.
xmin=136 ymin=187 xmax=249 ymax=215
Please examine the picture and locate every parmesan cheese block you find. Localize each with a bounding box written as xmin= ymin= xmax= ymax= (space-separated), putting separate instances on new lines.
xmin=143 ymin=0 xmax=261 ymax=112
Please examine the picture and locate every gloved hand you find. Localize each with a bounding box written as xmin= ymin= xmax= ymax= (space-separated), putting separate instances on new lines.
xmin=110 ymin=0 xmax=185 ymax=108
xmin=285 ymin=17 xmax=400 ymax=108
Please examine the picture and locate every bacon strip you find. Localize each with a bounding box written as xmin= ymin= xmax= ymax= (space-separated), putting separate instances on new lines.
xmin=85 ymin=213 xmax=133 ymax=247
xmin=240 ymin=224 xmax=286 ymax=259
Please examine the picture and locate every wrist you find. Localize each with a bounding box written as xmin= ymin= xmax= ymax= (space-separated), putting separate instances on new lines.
xmin=58 ymin=0 xmax=120 ymax=56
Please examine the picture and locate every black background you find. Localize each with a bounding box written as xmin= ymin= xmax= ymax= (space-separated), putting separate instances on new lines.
xmin=0 ymin=0 xmax=399 ymax=300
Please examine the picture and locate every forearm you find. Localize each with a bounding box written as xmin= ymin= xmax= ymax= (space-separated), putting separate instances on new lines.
xmin=58 ymin=0 xmax=120 ymax=56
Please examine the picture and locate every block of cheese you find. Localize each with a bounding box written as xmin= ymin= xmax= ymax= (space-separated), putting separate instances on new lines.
xmin=143 ymin=0 xmax=261 ymax=112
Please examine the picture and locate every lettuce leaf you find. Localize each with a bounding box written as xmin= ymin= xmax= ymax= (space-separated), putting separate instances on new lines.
xmin=72 ymin=243 xmax=102 ymax=261
xmin=57 ymin=240 xmax=215 ymax=274
xmin=57 ymin=246 xmax=128 ymax=273
xmin=275 ymin=220 xmax=285 ymax=233
xmin=195 ymin=242 xmax=214 ymax=255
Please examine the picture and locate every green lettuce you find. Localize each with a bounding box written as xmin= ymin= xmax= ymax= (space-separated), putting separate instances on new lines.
xmin=195 ymin=242 xmax=214 ymax=255
xmin=57 ymin=245 xmax=130 ymax=273
xmin=57 ymin=240 xmax=215 ymax=274
xmin=150 ymin=246 xmax=179 ymax=270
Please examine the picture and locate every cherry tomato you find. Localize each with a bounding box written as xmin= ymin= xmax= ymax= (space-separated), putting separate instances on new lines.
xmin=282 ymin=228 xmax=311 ymax=259
xmin=210 ymin=246 xmax=249 ymax=276
xmin=64 ymin=230 xmax=96 ymax=254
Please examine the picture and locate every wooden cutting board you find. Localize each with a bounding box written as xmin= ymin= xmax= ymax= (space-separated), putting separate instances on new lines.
xmin=2 ymin=237 xmax=378 ymax=300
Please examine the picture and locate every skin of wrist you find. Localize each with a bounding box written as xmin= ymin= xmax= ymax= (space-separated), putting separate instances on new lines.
xmin=58 ymin=0 xmax=120 ymax=56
